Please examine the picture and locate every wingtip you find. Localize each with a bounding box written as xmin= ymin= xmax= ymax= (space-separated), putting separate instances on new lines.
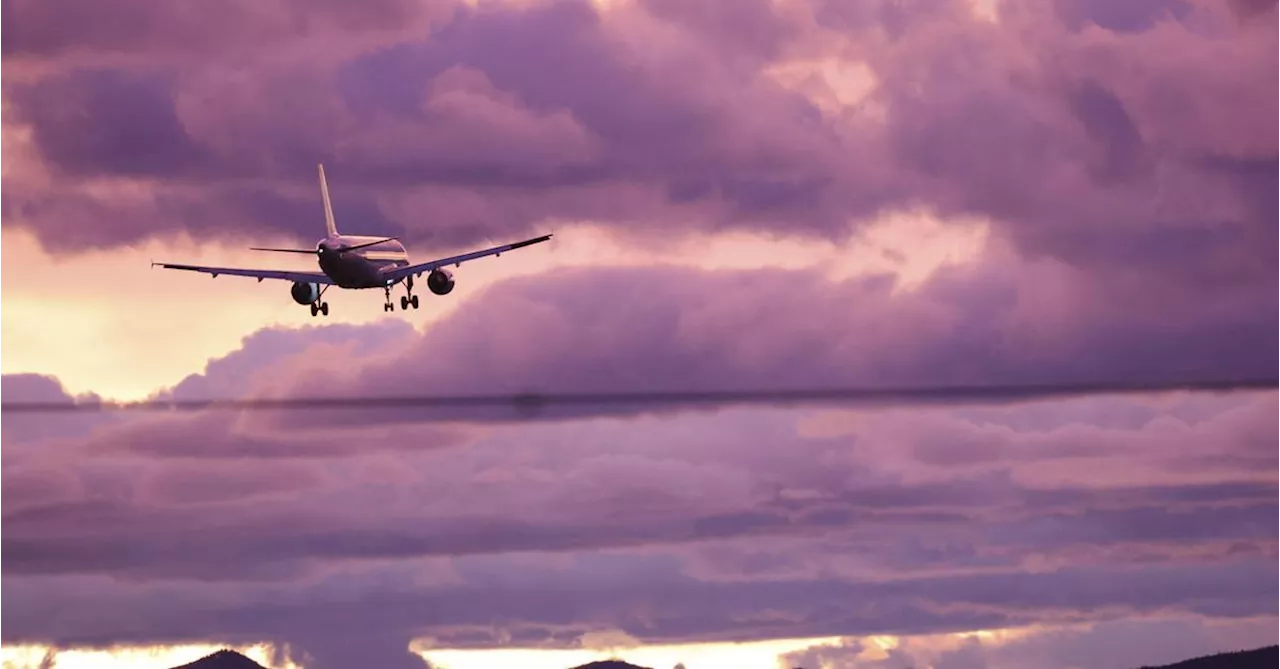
xmin=509 ymin=234 xmax=555 ymax=250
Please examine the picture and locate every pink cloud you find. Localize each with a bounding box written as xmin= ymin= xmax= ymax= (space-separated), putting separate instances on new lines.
xmin=3 ymin=375 xmax=1275 ymax=666
xmin=1 ymin=0 xmax=455 ymax=61
xmin=3 ymin=0 xmax=1272 ymax=289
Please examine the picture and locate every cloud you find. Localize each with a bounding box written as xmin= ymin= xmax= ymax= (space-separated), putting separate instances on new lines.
xmin=1 ymin=0 xmax=456 ymax=61
xmin=4 ymin=355 xmax=1275 ymax=669
xmin=779 ymin=616 xmax=1280 ymax=669
xmin=158 ymin=321 xmax=415 ymax=402
xmin=1050 ymin=0 xmax=1193 ymax=33
xmin=73 ymin=396 xmax=1280 ymax=572
xmin=1 ymin=374 xmax=112 ymax=445
xmin=3 ymin=0 xmax=1272 ymax=282
xmin=4 ymin=215 xmax=1274 ymax=669
xmin=0 ymin=0 xmax=880 ymax=254
xmin=201 ymin=254 xmax=1273 ymax=428
xmin=5 ymin=0 xmax=1274 ymax=300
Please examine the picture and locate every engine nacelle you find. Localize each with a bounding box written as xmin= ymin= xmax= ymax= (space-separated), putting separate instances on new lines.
xmin=426 ymin=268 xmax=455 ymax=296
xmin=290 ymin=281 xmax=320 ymax=305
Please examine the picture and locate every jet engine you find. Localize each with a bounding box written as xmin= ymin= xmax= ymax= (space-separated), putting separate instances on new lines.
xmin=290 ymin=281 xmax=320 ymax=305
xmin=427 ymin=268 xmax=455 ymax=295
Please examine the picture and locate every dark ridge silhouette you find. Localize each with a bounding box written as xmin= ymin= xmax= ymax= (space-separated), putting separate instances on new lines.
xmin=169 ymin=649 xmax=267 ymax=669
xmin=1136 ymin=645 xmax=1278 ymax=669
xmin=163 ymin=644 xmax=1279 ymax=669
xmin=162 ymin=650 xmax=654 ymax=669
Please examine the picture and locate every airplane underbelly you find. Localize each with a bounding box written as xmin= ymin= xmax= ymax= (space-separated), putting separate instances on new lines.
xmin=320 ymin=254 xmax=406 ymax=288
xmin=320 ymin=256 xmax=376 ymax=288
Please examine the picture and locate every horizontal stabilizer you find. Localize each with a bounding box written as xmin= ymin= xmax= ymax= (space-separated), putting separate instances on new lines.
xmin=249 ymin=247 xmax=317 ymax=254
xmin=341 ymin=236 xmax=399 ymax=252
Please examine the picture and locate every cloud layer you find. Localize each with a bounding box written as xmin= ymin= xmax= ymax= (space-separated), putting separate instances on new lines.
xmin=4 ymin=271 xmax=1276 ymax=665
xmin=5 ymin=0 xmax=1275 ymax=268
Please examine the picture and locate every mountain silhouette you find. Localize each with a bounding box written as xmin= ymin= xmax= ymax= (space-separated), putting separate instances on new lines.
xmin=1137 ymin=645 xmax=1278 ymax=669
xmin=164 ymin=652 xmax=652 ymax=669
xmin=168 ymin=644 xmax=1277 ymax=669
xmin=170 ymin=649 xmax=267 ymax=669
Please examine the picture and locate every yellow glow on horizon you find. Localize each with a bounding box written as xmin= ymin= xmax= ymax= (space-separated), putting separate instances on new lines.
xmin=0 ymin=643 xmax=296 ymax=669
xmin=0 ymin=623 xmax=1059 ymax=669
xmin=419 ymin=635 xmax=847 ymax=669
xmin=6 ymin=619 xmax=1270 ymax=669
xmin=1 ymin=637 xmax=851 ymax=669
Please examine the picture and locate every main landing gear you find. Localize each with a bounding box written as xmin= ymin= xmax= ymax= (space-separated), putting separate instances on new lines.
xmin=310 ymin=287 xmax=330 ymax=317
xmin=384 ymin=278 xmax=420 ymax=312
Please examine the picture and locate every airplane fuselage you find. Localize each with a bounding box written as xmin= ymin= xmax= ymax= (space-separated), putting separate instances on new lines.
xmin=316 ymin=234 xmax=411 ymax=289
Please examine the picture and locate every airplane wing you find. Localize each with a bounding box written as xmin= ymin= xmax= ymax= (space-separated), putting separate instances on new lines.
xmin=382 ymin=234 xmax=553 ymax=282
xmin=151 ymin=262 xmax=337 ymax=285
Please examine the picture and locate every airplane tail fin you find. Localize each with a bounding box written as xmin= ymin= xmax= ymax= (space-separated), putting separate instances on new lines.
xmin=318 ymin=163 xmax=338 ymax=237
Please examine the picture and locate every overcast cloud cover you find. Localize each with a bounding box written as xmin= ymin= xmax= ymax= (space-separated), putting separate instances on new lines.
xmin=2 ymin=0 xmax=1276 ymax=668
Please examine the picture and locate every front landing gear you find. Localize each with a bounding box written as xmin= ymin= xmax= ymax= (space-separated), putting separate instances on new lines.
xmin=383 ymin=286 xmax=394 ymax=312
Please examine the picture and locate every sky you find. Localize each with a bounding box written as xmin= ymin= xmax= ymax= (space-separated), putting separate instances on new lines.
xmin=1 ymin=0 xmax=1277 ymax=668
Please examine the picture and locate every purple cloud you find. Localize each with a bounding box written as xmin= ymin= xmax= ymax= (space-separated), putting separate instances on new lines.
xmin=781 ymin=617 xmax=1278 ymax=669
xmin=3 ymin=0 xmax=1272 ymax=278
xmin=157 ymin=321 xmax=414 ymax=402
xmin=4 ymin=378 xmax=1275 ymax=667
xmin=1 ymin=374 xmax=112 ymax=445
xmin=200 ymin=259 xmax=1273 ymax=429
xmin=1 ymin=0 xmax=454 ymax=60
xmin=1052 ymin=0 xmax=1193 ymax=32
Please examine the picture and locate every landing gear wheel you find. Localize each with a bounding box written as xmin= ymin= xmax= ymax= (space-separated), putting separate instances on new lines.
xmin=400 ymin=295 xmax=409 ymax=310
xmin=310 ymin=303 xmax=319 ymax=317
xmin=410 ymin=295 xmax=419 ymax=309
xmin=320 ymin=302 xmax=329 ymax=316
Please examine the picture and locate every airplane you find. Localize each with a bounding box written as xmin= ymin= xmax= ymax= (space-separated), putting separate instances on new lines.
xmin=152 ymin=164 xmax=553 ymax=316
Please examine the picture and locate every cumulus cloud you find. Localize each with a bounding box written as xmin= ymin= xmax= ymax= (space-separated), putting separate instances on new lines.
xmin=157 ymin=321 xmax=415 ymax=402
xmin=1 ymin=0 xmax=456 ymax=61
xmin=3 ymin=0 xmax=1273 ymax=273
xmin=204 ymin=252 xmax=1272 ymax=429
xmin=1 ymin=373 xmax=113 ymax=445
xmin=780 ymin=616 xmax=1280 ymax=669
xmin=4 ymin=390 xmax=1275 ymax=656
xmin=5 ymin=224 xmax=1276 ymax=669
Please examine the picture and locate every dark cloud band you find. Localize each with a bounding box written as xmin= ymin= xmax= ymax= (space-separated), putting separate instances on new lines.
xmin=3 ymin=376 xmax=1275 ymax=416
